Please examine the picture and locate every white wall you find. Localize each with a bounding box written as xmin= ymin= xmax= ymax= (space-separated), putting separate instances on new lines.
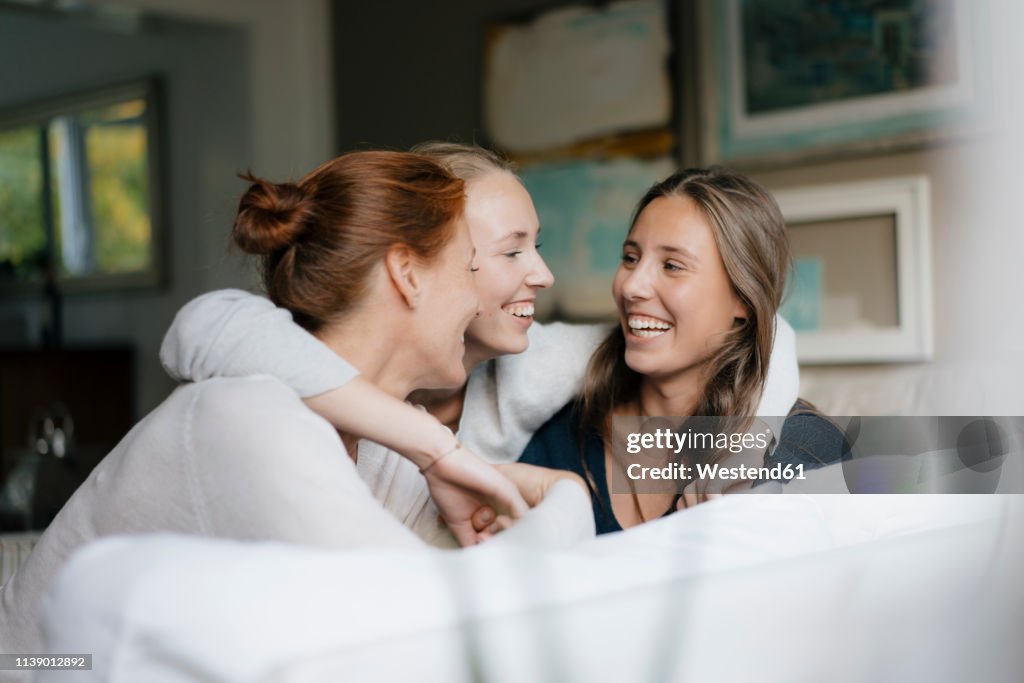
xmin=756 ymin=0 xmax=1024 ymax=416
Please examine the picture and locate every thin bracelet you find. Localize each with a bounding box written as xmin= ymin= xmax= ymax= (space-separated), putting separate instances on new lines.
xmin=420 ymin=439 xmax=461 ymax=474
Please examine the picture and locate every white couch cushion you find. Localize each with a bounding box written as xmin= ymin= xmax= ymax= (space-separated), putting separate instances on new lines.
xmin=37 ymin=495 xmax=1020 ymax=682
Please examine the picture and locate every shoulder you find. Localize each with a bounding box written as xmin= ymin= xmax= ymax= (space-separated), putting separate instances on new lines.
xmin=480 ymin=322 xmax=613 ymax=445
xmin=187 ymin=375 xmax=306 ymax=420
xmin=534 ymin=400 xmax=582 ymax=438
xmin=772 ymin=399 xmax=849 ymax=467
xmin=519 ymin=400 xmax=582 ymax=466
xmin=497 ymin=321 xmax=609 ymax=377
xmin=182 ymin=376 xmax=340 ymax=458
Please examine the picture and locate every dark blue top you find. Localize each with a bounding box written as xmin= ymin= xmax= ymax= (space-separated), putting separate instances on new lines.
xmin=519 ymin=399 xmax=848 ymax=535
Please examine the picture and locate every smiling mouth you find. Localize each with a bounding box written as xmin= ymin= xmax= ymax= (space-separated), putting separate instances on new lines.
xmin=626 ymin=314 xmax=674 ymax=338
xmin=502 ymin=302 xmax=535 ymax=319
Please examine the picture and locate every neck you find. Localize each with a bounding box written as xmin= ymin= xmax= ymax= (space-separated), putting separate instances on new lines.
xmin=460 ymin=343 xmax=492 ymax=374
xmin=409 ymin=384 xmax=468 ymax=433
xmin=315 ymin=317 xmax=417 ymax=401
xmin=635 ymin=367 xmax=708 ymax=417
xmin=409 ymin=342 xmax=488 ymax=429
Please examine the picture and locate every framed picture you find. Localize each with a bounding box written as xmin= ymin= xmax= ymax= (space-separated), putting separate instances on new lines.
xmin=775 ymin=175 xmax=933 ymax=364
xmin=483 ymin=0 xmax=675 ymax=162
xmin=699 ymin=0 xmax=990 ymax=166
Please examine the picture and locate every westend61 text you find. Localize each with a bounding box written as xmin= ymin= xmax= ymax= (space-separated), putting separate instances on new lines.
xmin=627 ymin=462 xmax=807 ymax=481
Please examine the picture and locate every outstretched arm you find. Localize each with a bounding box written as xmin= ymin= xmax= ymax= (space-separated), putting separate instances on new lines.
xmin=160 ymin=289 xmax=528 ymax=545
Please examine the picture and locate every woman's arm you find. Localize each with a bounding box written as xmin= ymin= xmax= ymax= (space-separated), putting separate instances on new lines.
xmin=160 ymin=289 xmax=528 ymax=544
xmin=162 ymin=291 xmax=459 ymax=466
xmin=161 ymin=292 xmax=799 ymax=463
xmin=160 ymin=289 xmax=357 ymax=396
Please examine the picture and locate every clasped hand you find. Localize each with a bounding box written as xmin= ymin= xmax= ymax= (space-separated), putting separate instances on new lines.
xmin=422 ymin=451 xmax=586 ymax=545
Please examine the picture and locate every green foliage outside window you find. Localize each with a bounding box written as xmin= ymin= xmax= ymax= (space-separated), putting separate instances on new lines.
xmin=0 ymin=82 xmax=160 ymax=291
xmin=84 ymin=103 xmax=151 ymax=276
xmin=0 ymin=126 xmax=47 ymax=281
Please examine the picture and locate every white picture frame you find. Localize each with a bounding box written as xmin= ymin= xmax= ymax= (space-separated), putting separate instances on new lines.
xmin=773 ymin=175 xmax=933 ymax=364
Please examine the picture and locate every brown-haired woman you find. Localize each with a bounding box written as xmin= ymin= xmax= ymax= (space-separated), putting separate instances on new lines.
xmin=519 ymin=167 xmax=848 ymax=534
xmin=1 ymin=151 xmax=596 ymax=653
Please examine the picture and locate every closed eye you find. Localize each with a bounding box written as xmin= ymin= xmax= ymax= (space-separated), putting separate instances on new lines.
xmin=503 ymin=250 xmax=523 ymax=259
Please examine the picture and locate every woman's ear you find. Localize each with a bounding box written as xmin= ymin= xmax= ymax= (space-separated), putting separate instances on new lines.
xmin=732 ymin=297 xmax=751 ymax=324
xmin=384 ymin=244 xmax=421 ymax=308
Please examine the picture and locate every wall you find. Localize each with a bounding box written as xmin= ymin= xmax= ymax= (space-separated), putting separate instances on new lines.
xmin=0 ymin=7 xmax=251 ymax=416
xmin=754 ymin=0 xmax=1024 ymax=414
xmin=110 ymin=0 xmax=335 ymax=179
xmin=2 ymin=0 xmax=1017 ymax=417
xmin=757 ymin=142 xmax=1024 ymax=415
xmin=1 ymin=0 xmax=336 ymax=419
xmin=330 ymin=0 xmax=1024 ymax=415
xmin=331 ymin=0 xmax=600 ymax=152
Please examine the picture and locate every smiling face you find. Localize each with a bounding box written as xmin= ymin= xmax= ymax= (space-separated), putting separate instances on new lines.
xmin=613 ymin=194 xmax=748 ymax=386
xmin=462 ymin=171 xmax=554 ymax=365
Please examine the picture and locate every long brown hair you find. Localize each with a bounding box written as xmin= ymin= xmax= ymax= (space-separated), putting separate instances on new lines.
xmin=232 ymin=151 xmax=465 ymax=332
xmin=580 ymin=167 xmax=790 ymax=433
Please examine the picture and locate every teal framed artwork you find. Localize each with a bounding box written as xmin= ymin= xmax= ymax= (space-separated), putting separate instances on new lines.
xmin=699 ymin=0 xmax=991 ymax=167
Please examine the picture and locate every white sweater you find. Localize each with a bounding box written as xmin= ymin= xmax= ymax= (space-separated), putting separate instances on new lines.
xmin=0 ymin=375 xmax=594 ymax=658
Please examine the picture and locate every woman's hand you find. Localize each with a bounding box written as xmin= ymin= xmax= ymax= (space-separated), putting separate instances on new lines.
xmin=420 ymin=445 xmax=529 ymax=547
xmin=495 ymin=462 xmax=588 ymax=507
xmin=465 ymin=463 xmax=588 ymax=538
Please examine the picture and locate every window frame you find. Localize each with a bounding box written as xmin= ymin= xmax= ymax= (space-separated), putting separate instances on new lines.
xmin=0 ymin=78 xmax=165 ymax=294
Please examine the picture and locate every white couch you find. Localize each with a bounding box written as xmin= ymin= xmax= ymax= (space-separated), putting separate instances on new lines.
xmin=28 ymin=363 xmax=1024 ymax=681
xmin=38 ymin=492 xmax=1024 ymax=683
xmin=0 ymin=533 xmax=39 ymax=588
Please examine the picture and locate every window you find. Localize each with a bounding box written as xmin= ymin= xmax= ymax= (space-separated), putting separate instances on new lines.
xmin=0 ymin=80 xmax=162 ymax=292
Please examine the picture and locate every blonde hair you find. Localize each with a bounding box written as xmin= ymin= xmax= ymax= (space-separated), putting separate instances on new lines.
xmin=410 ymin=141 xmax=517 ymax=184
